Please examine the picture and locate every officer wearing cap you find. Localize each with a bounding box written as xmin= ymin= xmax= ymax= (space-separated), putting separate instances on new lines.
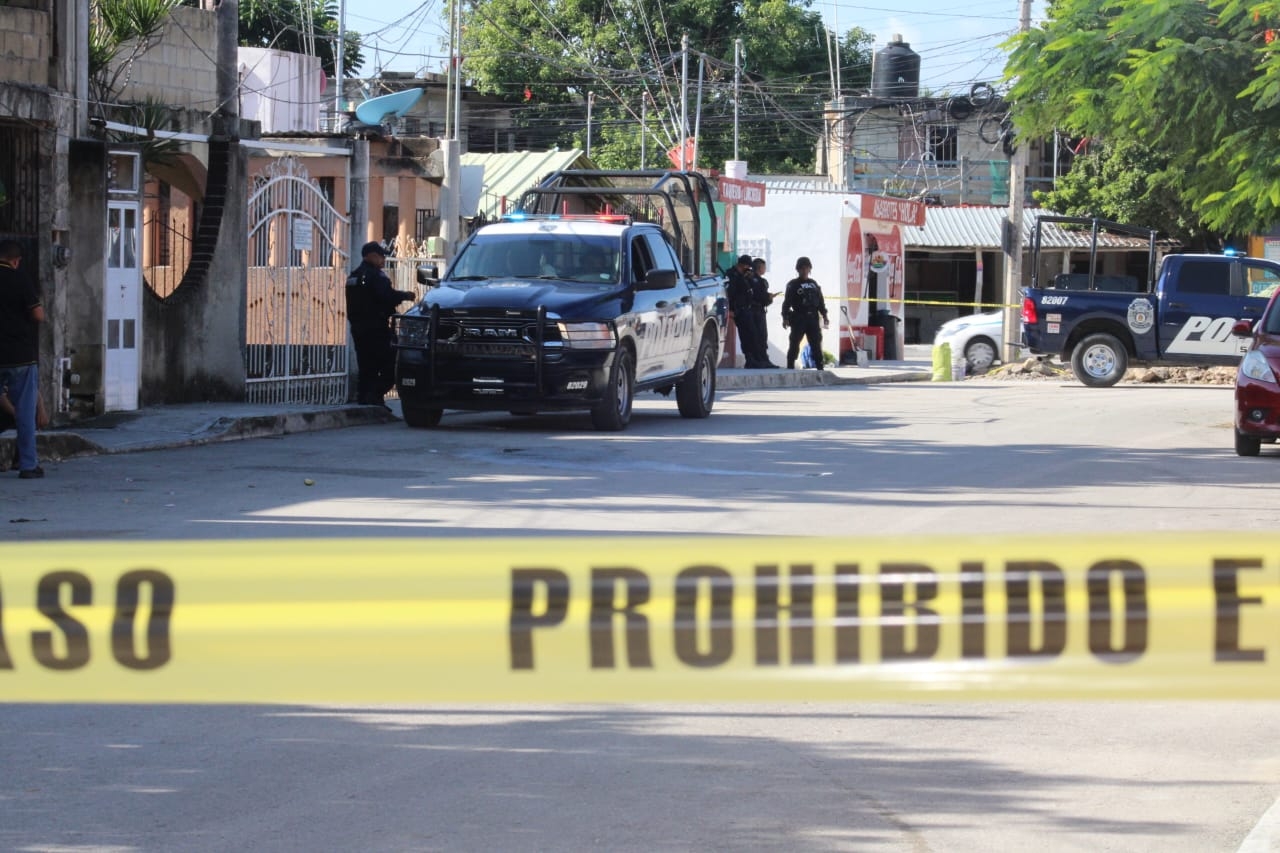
xmin=727 ymin=253 xmax=767 ymax=368
xmin=346 ymin=241 xmax=415 ymax=407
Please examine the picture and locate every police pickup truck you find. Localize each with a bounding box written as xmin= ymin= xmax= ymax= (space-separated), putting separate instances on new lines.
xmin=392 ymin=170 xmax=727 ymax=430
xmin=1022 ymin=219 xmax=1280 ymax=386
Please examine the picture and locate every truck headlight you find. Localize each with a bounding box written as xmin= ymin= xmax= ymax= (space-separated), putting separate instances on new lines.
xmin=396 ymin=316 xmax=431 ymax=347
xmin=557 ymin=321 xmax=615 ymax=350
xmin=1240 ymin=349 xmax=1277 ymax=383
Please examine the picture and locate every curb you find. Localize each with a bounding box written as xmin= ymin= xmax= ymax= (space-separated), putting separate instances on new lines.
xmin=0 ymin=405 xmax=398 ymax=472
xmin=717 ymin=368 xmax=930 ymax=390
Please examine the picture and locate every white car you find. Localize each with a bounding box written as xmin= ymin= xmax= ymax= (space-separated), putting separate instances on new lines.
xmin=932 ymin=311 xmax=1014 ymax=374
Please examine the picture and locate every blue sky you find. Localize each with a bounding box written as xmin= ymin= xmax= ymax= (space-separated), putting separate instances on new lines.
xmin=344 ymin=0 xmax=1045 ymax=95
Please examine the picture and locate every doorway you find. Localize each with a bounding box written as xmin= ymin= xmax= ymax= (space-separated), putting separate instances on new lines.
xmin=105 ymin=200 xmax=141 ymax=411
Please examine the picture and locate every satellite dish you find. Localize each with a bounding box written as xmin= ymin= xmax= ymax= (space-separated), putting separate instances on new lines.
xmin=354 ymin=88 xmax=424 ymax=125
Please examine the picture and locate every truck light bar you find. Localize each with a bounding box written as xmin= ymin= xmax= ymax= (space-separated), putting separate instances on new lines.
xmin=501 ymin=213 xmax=632 ymax=225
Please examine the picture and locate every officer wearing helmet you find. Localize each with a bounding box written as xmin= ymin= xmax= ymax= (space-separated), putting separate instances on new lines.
xmin=781 ymin=256 xmax=829 ymax=370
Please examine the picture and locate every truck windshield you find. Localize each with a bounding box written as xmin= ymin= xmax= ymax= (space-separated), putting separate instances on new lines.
xmin=450 ymin=234 xmax=621 ymax=283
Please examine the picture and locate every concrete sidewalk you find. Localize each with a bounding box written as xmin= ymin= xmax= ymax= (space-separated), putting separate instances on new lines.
xmin=1 ymin=347 xmax=932 ymax=469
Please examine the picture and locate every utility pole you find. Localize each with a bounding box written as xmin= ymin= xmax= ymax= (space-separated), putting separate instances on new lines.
xmin=733 ymin=38 xmax=741 ymax=160
xmin=335 ymin=0 xmax=345 ymax=118
xmin=640 ymin=92 xmax=649 ymax=168
xmin=1000 ymin=0 xmax=1034 ymax=364
xmin=586 ymin=92 xmax=594 ymax=158
xmin=680 ymin=33 xmax=689 ymax=170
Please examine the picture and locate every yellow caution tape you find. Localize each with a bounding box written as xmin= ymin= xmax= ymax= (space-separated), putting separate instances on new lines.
xmin=837 ymin=296 xmax=1020 ymax=309
xmin=3 ymin=533 xmax=1277 ymax=704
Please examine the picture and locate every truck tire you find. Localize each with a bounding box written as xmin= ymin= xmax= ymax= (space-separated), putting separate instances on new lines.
xmin=676 ymin=334 xmax=717 ymax=419
xmin=1236 ymin=430 xmax=1262 ymax=457
xmin=402 ymin=404 xmax=443 ymax=428
xmin=591 ymin=348 xmax=634 ymax=431
xmin=1071 ymin=333 xmax=1128 ymax=387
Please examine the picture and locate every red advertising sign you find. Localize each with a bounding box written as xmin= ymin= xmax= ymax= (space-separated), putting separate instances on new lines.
xmin=717 ymin=176 xmax=767 ymax=207
xmin=859 ymin=195 xmax=926 ymax=227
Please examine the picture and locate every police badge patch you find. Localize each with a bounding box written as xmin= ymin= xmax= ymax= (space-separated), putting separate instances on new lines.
xmin=1127 ymin=297 xmax=1155 ymax=334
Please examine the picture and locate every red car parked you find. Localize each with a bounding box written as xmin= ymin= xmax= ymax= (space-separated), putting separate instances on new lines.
xmin=1233 ymin=290 xmax=1280 ymax=455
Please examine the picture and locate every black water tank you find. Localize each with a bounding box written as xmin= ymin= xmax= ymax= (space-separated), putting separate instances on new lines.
xmin=871 ymin=35 xmax=920 ymax=99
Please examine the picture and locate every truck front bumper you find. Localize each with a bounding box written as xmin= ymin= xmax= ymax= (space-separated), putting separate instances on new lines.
xmin=395 ymin=346 xmax=617 ymax=412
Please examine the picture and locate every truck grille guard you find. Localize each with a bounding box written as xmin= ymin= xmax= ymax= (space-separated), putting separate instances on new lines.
xmin=395 ymin=305 xmax=562 ymax=393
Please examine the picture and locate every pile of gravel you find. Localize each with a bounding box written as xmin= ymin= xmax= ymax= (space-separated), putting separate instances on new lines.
xmin=979 ymin=358 xmax=1237 ymax=385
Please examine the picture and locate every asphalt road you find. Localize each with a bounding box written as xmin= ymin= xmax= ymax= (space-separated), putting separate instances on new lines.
xmin=4 ymin=379 xmax=1279 ymax=851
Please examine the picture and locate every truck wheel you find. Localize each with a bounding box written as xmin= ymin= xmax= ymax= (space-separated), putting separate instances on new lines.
xmin=591 ymin=348 xmax=634 ymax=431
xmin=1235 ymin=430 xmax=1262 ymax=457
xmin=1070 ymin=333 xmax=1128 ymax=387
xmin=676 ymin=334 xmax=717 ymax=418
xmin=402 ymin=404 xmax=443 ymax=428
xmin=964 ymin=337 xmax=998 ymax=374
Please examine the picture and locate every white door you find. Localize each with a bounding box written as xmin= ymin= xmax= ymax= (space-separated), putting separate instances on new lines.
xmin=105 ymin=201 xmax=141 ymax=411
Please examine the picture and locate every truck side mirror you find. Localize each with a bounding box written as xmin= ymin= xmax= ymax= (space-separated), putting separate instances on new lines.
xmin=635 ymin=268 xmax=677 ymax=291
xmin=417 ymin=264 xmax=439 ymax=286
xmin=1231 ymin=319 xmax=1255 ymax=337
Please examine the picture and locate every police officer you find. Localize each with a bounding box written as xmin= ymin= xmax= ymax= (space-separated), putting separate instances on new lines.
xmin=346 ymin=241 xmax=415 ymax=407
xmin=781 ymin=256 xmax=829 ymax=370
xmin=727 ymin=253 xmax=765 ymax=368
xmin=750 ymin=258 xmax=778 ymax=368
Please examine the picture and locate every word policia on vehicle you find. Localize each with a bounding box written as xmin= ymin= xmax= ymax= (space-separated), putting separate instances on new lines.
xmin=3 ymin=534 xmax=1280 ymax=703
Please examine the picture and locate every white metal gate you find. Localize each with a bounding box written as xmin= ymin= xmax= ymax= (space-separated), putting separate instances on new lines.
xmin=246 ymin=157 xmax=350 ymax=404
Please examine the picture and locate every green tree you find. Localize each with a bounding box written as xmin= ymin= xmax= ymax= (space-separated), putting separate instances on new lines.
xmin=90 ymin=0 xmax=186 ymax=105
xmin=459 ymin=0 xmax=872 ymax=172
xmin=238 ymin=0 xmax=363 ymax=77
xmin=1005 ymin=0 xmax=1280 ymax=237
xmin=1035 ymin=140 xmax=1214 ymax=248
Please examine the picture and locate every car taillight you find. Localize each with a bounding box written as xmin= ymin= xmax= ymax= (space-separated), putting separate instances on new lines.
xmin=1021 ymin=297 xmax=1038 ymax=325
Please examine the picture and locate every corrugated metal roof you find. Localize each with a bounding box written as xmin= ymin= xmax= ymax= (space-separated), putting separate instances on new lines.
xmin=904 ymin=206 xmax=1161 ymax=251
xmin=459 ymin=149 xmax=594 ymax=219
xmin=748 ymin=175 xmax=1161 ymax=251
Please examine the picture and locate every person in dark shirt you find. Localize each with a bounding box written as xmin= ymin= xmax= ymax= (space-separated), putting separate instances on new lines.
xmin=750 ymin=258 xmax=778 ymax=368
xmin=346 ymin=241 xmax=415 ymax=408
xmin=0 ymin=240 xmax=45 ymax=478
xmin=781 ymin=256 xmax=830 ymax=370
xmin=727 ymin=253 xmax=767 ymax=368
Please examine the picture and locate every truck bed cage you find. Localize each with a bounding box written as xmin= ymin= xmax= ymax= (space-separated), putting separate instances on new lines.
xmin=516 ymin=169 xmax=719 ymax=277
xmin=1030 ymin=215 xmax=1159 ymax=292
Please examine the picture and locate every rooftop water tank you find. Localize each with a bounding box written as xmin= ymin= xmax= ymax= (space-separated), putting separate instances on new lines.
xmin=871 ymin=35 xmax=920 ymax=99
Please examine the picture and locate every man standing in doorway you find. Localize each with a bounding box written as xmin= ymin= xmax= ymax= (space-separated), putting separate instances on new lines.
xmin=346 ymin=241 xmax=415 ymax=408
xmin=0 ymin=240 xmax=45 ymax=478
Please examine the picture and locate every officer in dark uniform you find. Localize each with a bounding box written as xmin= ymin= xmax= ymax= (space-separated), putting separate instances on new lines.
xmin=727 ymin=253 xmax=765 ymax=368
xmin=750 ymin=258 xmax=778 ymax=368
xmin=781 ymin=256 xmax=829 ymax=370
xmin=346 ymin=241 xmax=415 ymax=407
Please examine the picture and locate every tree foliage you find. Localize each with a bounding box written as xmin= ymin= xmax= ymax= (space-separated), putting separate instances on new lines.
xmin=238 ymin=0 xmax=363 ymax=77
xmin=90 ymin=0 xmax=186 ymax=105
xmin=460 ymin=0 xmax=872 ymax=172
xmin=1005 ymin=0 xmax=1280 ymax=237
xmin=1034 ymin=140 xmax=1217 ymax=248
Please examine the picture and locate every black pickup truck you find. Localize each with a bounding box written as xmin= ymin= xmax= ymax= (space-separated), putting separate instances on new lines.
xmin=392 ymin=170 xmax=727 ymax=430
xmin=1022 ymin=217 xmax=1280 ymax=386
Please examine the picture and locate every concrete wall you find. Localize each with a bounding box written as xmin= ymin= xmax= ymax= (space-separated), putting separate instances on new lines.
xmin=735 ymin=192 xmax=850 ymax=366
xmin=115 ymin=6 xmax=217 ymax=107
xmin=239 ymin=47 xmax=322 ymax=133
xmin=0 ymin=5 xmax=50 ymax=87
xmin=63 ymin=138 xmax=110 ymax=415
xmin=142 ymin=142 xmax=248 ymax=403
